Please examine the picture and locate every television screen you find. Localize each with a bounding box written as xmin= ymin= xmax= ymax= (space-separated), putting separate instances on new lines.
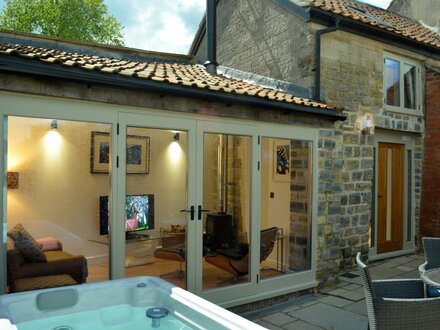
xmin=99 ymin=194 xmax=154 ymax=235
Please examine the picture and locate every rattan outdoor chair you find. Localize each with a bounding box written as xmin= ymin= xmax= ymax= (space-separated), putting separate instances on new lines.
xmin=418 ymin=237 xmax=440 ymax=297
xmin=356 ymin=252 xmax=440 ymax=330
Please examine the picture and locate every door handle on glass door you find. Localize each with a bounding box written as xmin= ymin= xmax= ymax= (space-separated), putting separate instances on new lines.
xmin=198 ymin=206 xmax=210 ymax=220
xmin=180 ymin=206 xmax=195 ymax=220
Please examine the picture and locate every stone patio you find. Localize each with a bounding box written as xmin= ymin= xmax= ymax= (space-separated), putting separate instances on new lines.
xmin=240 ymin=253 xmax=425 ymax=329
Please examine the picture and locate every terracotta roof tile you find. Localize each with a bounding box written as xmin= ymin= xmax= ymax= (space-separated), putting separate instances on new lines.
xmin=0 ymin=42 xmax=342 ymax=114
xmin=311 ymin=0 xmax=440 ymax=48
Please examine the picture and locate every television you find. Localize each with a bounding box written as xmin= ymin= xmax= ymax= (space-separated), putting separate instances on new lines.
xmin=99 ymin=194 xmax=154 ymax=235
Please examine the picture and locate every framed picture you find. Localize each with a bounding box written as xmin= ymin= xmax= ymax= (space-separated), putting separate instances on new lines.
xmin=273 ymin=139 xmax=290 ymax=182
xmin=91 ymin=132 xmax=150 ymax=174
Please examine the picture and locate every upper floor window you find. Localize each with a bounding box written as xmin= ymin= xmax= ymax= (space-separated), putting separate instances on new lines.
xmin=384 ymin=53 xmax=421 ymax=114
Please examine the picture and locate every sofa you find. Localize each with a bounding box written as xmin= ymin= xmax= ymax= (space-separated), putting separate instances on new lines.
xmin=6 ymin=234 xmax=88 ymax=293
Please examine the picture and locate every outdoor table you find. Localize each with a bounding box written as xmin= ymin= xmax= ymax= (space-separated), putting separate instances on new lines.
xmin=421 ymin=268 xmax=440 ymax=289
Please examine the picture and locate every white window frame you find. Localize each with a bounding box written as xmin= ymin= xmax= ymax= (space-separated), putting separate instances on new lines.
xmin=383 ymin=52 xmax=422 ymax=116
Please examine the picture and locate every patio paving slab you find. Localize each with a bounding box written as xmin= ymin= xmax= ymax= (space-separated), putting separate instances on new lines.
xmin=369 ymin=266 xmax=405 ymax=278
xmin=343 ymin=283 xmax=361 ymax=291
xmin=239 ymin=253 xmax=423 ymax=330
xmin=337 ymin=287 xmax=366 ymax=301
xmin=256 ymin=320 xmax=285 ymax=330
xmin=289 ymin=303 xmax=368 ymax=330
xmin=318 ymin=296 xmax=353 ymax=308
xmin=282 ymin=320 xmax=325 ymax=330
xmin=343 ymin=299 xmax=368 ymax=316
xmin=262 ymin=312 xmax=297 ymax=326
xmin=326 ymin=288 xmax=348 ymax=296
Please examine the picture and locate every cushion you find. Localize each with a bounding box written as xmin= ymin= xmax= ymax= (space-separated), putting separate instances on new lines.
xmin=6 ymin=237 xmax=15 ymax=250
xmin=36 ymin=237 xmax=62 ymax=251
xmin=7 ymin=224 xmax=46 ymax=263
xmin=427 ymin=285 xmax=440 ymax=297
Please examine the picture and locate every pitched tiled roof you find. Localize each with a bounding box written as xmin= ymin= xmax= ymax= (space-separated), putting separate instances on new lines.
xmin=0 ymin=42 xmax=340 ymax=112
xmin=310 ymin=0 xmax=440 ymax=48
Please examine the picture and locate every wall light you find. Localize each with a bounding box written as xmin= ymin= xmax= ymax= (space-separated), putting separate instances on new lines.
xmin=356 ymin=112 xmax=375 ymax=135
xmin=51 ymin=119 xmax=58 ymax=130
xmin=7 ymin=172 xmax=19 ymax=189
xmin=173 ymin=132 xmax=180 ymax=141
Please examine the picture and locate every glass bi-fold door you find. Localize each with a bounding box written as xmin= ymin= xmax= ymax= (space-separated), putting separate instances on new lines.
xmin=117 ymin=114 xmax=260 ymax=302
xmin=195 ymin=121 xmax=259 ymax=302
xmin=116 ymin=113 xmax=197 ymax=291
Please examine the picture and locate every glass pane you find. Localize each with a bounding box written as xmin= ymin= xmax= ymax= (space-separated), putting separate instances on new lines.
xmin=6 ymin=117 xmax=111 ymax=293
xmin=403 ymin=64 xmax=417 ymax=109
xmin=203 ymin=133 xmax=251 ymax=290
xmin=385 ymin=58 xmax=400 ymax=107
xmin=407 ymin=150 xmax=412 ymax=242
xmin=260 ymin=137 xmax=312 ymax=280
xmin=124 ymin=127 xmax=188 ymax=290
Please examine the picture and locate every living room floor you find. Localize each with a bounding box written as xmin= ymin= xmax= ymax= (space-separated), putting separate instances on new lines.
xmin=87 ymin=259 xmax=284 ymax=290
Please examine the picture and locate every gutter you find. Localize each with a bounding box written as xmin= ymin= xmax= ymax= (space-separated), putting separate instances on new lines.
xmin=0 ymin=56 xmax=346 ymax=121
xmin=310 ymin=10 xmax=440 ymax=61
xmin=314 ymin=18 xmax=340 ymax=101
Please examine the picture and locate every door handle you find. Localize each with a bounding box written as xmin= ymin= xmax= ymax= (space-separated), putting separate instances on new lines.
xmin=198 ymin=205 xmax=210 ymax=220
xmin=180 ymin=206 xmax=195 ymax=220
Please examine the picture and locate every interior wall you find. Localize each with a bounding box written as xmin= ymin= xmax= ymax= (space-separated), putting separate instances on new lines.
xmin=7 ymin=117 xmax=187 ymax=262
xmin=126 ymin=127 xmax=188 ymax=235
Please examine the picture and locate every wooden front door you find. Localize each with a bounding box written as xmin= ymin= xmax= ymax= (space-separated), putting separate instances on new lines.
xmin=377 ymin=142 xmax=404 ymax=254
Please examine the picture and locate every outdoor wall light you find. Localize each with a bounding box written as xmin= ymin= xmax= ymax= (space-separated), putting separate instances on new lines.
xmin=51 ymin=119 xmax=58 ymax=130
xmin=173 ymin=132 xmax=180 ymax=141
xmin=7 ymin=171 xmax=19 ymax=189
xmin=357 ymin=112 xmax=375 ymax=135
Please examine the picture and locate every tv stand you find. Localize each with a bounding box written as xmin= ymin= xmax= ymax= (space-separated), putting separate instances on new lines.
xmin=125 ymin=233 xmax=159 ymax=268
xmin=126 ymin=231 xmax=150 ymax=240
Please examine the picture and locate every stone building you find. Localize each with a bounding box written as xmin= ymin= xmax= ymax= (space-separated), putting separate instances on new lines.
xmin=0 ymin=28 xmax=347 ymax=306
xmin=388 ymin=0 xmax=440 ymax=31
xmin=0 ymin=0 xmax=439 ymax=309
xmin=190 ymin=0 xmax=440 ymax=282
xmin=388 ymin=0 xmax=440 ymax=240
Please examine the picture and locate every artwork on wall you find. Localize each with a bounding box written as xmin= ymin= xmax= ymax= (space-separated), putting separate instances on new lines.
xmin=273 ymin=139 xmax=290 ymax=182
xmin=90 ymin=131 xmax=150 ymax=174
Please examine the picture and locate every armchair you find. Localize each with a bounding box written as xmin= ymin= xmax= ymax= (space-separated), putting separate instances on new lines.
xmin=356 ymin=252 xmax=440 ymax=330
xmin=7 ymin=237 xmax=88 ymax=293
xmin=153 ymin=233 xmax=186 ymax=278
xmin=205 ymin=227 xmax=278 ymax=280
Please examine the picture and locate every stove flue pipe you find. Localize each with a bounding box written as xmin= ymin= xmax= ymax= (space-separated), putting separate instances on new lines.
xmin=204 ymin=0 xmax=218 ymax=74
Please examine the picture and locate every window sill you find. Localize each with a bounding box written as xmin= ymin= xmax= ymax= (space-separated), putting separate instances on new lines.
xmin=383 ymin=105 xmax=423 ymax=117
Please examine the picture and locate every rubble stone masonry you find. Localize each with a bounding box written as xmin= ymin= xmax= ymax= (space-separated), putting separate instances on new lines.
xmin=195 ymin=0 xmax=430 ymax=285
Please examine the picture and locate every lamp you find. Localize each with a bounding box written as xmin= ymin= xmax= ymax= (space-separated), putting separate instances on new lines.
xmin=173 ymin=132 xmax=180 ymax=141
xmin=51 ymin=119 xmax=58 ymax=130
xmin=7 ymin=172 xmax=19 ymax=189
xmin=357 ymin=112 xmax=375 ymax=135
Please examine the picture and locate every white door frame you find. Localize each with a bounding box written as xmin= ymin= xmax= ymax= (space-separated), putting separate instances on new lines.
xmin=117 ymin=112 xmax=197 ymax=291
xmin=369 ymin=130 xmax=416 ymax=261
xmin=195 ymin=120 xmax=260 ymax=302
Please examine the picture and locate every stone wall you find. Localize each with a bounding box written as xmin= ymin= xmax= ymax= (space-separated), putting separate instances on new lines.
xmin=196 ymin=0 xmax=430 ymax=282
xmin=388 ymin=0 xmax=440 ymax=30
xmin=320 ymin=30 xmax=425 ymax=268
xmin=289 ymin=140 xmax=312 ymax=271
xmin=196 ymin=0 xmax=315 ymax=91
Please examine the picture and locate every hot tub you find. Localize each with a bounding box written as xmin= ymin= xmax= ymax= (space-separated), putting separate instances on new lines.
xmin=0 ymin=276 xmax=265 ymax=330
